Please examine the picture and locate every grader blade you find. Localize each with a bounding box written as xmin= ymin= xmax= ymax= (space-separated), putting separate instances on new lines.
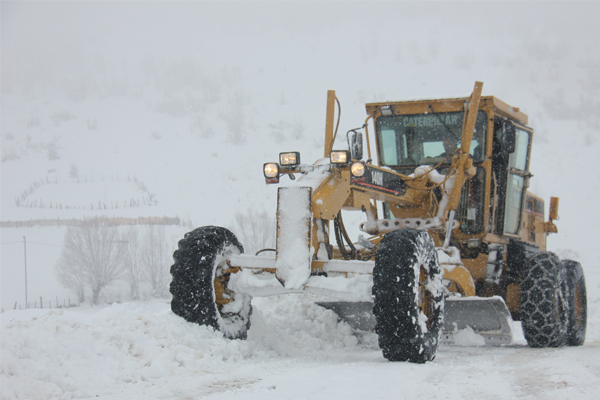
xmin=441 ymin=296 xmax=513 ymax=345
xmin=320 ymin=296 xmax=513 ymax=346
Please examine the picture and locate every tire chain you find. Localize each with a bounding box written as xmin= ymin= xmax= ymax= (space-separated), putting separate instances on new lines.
xmin=520 ymin=251 xmax=567 ymax=348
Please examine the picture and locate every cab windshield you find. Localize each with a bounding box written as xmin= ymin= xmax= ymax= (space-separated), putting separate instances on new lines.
xmin=376 ymin=111 xmax=487 ymax=167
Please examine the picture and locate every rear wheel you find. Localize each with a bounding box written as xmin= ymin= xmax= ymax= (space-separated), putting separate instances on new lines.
xmin=372 ymin=229 xmax=444 ymax=363
xmin=170 ymin=226 xmax=252 ymax=339
xmin=563 ymin=260 xmax=587 ymax=346
xmin=520 ymin=252 xmax=567 ymax=348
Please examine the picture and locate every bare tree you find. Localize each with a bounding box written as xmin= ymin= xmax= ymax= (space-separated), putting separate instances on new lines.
xmin=56 ymin=254 xmax=86 ymax=303
xmin=141 ymin=225 xmax=171 ymax=297
xmin=231 ymin=208 xmax=276 ymax=255
xmin=55 ymin=219 xmax=125 ymax=304
xmin=122 ymin=226 xmax=143 ymax=300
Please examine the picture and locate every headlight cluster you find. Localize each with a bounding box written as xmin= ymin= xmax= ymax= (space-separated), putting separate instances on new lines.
xmin=264 ymin=150 xmax=365 ymax=184
xmin=329 ymin=150 xmax=364 ymax=177
xmin=263 ymin=152 xmax=301 ymax=183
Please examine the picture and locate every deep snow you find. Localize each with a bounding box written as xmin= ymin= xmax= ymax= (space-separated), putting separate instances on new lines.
xmin=2 ymin=1 xmax=600 ymax=399
xmin=2 ymin=297 xmax=600 ymax=400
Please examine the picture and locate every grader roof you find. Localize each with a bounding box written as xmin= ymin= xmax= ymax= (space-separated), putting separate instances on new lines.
xmin=365 ymin=95 xmax=528 ymax=125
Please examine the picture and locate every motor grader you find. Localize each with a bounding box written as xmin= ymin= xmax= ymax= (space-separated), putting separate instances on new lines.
xmin=170 ymin=82 xmax=587 ymax=363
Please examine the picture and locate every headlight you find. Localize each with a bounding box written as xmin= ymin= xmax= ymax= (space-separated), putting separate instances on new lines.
xmin=330 ymin=150 xmax=350 ymax=164
xmin=263 ymin=163 xmax=279 ymax=178
xmin=279 ymin=151 xmax=300 ymax=166
xmin=380 ymin=105 xmax=393 ymax=116
xmin=350 ymin=162 xmax=365 ymax=177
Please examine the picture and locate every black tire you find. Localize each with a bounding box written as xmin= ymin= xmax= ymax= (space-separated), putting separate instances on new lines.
xmin=563 ymin=260 xmax=587 ymax=346
xmin=372 ymin=229 xmax=444 ymax=363
xmin=520 ymin=252 xmax=567 ymax=348
xmin=170 ymin=226 xmax=252 ymax=339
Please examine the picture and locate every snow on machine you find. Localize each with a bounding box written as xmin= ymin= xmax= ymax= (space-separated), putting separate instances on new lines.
xmin=169 ymin=82 xmax=587 ymax=363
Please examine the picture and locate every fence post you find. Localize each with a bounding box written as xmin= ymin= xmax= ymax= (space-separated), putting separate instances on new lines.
xmin=23 ymin=236 xmax=28 ymax=308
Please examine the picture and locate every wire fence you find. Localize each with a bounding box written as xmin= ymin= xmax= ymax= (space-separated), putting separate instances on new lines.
xmin=0 ymin=216 xmax=182 ymax=228
xmin=2 ymin=296 xmax=80 ymax=314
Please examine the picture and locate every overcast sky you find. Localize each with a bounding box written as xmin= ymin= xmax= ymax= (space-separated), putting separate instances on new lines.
xmin=3 ymin=2 xmax=599 ymax=98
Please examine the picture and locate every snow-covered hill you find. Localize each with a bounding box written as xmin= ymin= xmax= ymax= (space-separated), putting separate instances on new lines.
xmin=2 ymin=2 xmax=600 ymax=399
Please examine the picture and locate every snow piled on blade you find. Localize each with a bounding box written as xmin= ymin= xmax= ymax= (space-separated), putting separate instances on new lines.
xmin=451 ymin=326 xmax=486 ymax=347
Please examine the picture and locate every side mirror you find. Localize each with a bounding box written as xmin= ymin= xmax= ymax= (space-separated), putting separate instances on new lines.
xmin=545 ymin=196 xmax=560 ymax=234
xmin=503 ymin=122 xmax=516 ymax=154
xmin=549 ymin=197 xmax=560 ymax=220
xmin=349 ymin=130 xmax=363 ymax=160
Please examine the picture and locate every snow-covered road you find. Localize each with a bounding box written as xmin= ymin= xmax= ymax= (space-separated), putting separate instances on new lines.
xmin=2 ymin=295 xmax=599 ymax=400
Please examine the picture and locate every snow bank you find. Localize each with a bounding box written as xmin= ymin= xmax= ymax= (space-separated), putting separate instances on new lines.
xmin=1 ymin=301 xmax=246 ymax=399
xmin=0 ymin=296 xmax=363 ymax=399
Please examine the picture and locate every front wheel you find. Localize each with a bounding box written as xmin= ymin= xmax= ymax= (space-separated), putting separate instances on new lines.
xmin=170 ymin=226 xmax=252 ymax=339
xmin=372 ymin=229 xmax=444 ymax=363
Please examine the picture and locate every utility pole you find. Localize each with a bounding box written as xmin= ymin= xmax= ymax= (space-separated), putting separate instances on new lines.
xmin=23 ymin=236 xmax=28 ymax=308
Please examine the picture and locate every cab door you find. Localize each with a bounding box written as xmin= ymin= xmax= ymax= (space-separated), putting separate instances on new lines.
xmin=503 ymin=128 xmax=532 ymax=236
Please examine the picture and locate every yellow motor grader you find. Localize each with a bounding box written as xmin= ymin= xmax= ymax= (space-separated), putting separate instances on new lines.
xmin=170 ymin=82 xmax=587 ymax=363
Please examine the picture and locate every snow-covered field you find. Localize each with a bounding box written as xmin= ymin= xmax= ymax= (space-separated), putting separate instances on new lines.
xmin=2 ymin=2 xmax=600 ymax=399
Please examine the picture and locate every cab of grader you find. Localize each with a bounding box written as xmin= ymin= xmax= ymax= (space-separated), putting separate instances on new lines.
xmin=169 ymin=82 xmax=587 ymax=363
